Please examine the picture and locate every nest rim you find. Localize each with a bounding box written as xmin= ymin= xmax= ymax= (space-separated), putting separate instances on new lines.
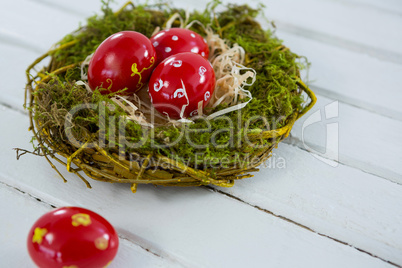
xmin=24 ymin=1 xmax=316 ymax=193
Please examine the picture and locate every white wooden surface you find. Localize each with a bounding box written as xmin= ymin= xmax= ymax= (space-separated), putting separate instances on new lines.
xmin=1 ymin=0 xmax=401 ymax=267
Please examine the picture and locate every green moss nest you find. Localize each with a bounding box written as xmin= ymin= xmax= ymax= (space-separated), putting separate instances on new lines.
xmin=25 ymin=1 xmax=313 ymax=188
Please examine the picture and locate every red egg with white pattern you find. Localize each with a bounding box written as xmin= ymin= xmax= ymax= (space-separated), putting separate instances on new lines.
xmin=150 ymin=28 xmax=209 ymax=65
xmin=148 ymin=52 xmax=215 ymax=119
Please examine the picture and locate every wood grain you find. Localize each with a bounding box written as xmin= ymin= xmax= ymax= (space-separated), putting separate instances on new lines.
xmin=0 ymin=182 xmax=182 ymax=267
xmin=0 ymin=0 xmax=401 ymax=266
xmin=0 ymin=104 xmax=399 ymax=266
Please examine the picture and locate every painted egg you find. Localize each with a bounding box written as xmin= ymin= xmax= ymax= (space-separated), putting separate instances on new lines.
xmin=150 ymin=28 xmax=209 ymax=65
xmin=148 ymin=52 xmax=215 ymax=119
xmin=88 ymin=31 xmax=156 ymax=94
xmin=27 ymin=207 xmax=119 ymax=268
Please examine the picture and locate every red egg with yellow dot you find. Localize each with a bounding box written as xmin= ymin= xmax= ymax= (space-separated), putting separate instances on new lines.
xmin=150 ymin=28 xmax=209 ymax=65
xmin=27 ymin=207 xmax=119 ymax=268
xmin=88 ymin=31 xmax=156 ymax=94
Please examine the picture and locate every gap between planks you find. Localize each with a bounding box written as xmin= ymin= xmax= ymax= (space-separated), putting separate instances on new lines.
xmin=2 ymin=10 xmax=401 ymax=122
xmin=0 ymin=100 xmax=28 ymax=117
xmin=3 ymin=85 xmax=400 ymax=187
xmin=0 ymin=30 xmax=44 ymax=54
xmin=284 ymin=138 xmax=402 ymax=187
xmin=2 ymin=21 xmax=402 ymax=190
xmin=4 ymin=0 xmax=402 ymax=122
xmin=2 ymin=83 xmax=401 ymax=187
xmin=31 ymin=0 xmax=402 ymax=21
xmin=272 ymin=21 xmax=402 ymax=65
xmin=117 ymin=234 xmax=189 ymax=267
xmin=319 ymin=0 xmax=402 ymax=18
xmin=205 ymin=186 xmax=402 ymax=268
xmin=3 ymin=1 xmax=401 ymax=265
xmin=1 ymin=166 xmax=400 ymax=268
xmin=0 ymin=179 xmax=189 ymax=268
xmin=28 ymin=0 xmax=89 ymax=18
xmin=27 ymin=0 xmax=402 ymax=65
xmin=308 ymin=84 xmax=402 ymax=122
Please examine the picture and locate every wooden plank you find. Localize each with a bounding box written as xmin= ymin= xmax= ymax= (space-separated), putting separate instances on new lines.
xmin=0 ymin=0 xmax=86 ymax=53
xmin=27 ymin=0 xmax=402 ymax=58
xmin=3 ymin=39 xmax=401 ymax=186
xmin=1 ymin=0 xmax=400 ymax=190
xmin=288 ymin=93 xmax=402 ymax=184
xmin=258 ymin=0 xmax=402 ymax=58
xmin=3 ymin=0 xmax=402 ymax=152
xmin=0 ymin=0 xmax=402 ymax=120
xmin=276 ymin=31 xmax=402 ymax=121
xmin=3 ymin=0 xmax=401 ymax=120
xmin=1 ymin=0 xmax=400 ymax=267
xmin=0 ymin=182 xmax=180 ymax=267
xmin=3 ymin=19 xmax=402 ymax=122
xmin=28 ymin=0 xmax=124 ymax=17
xmin=34 ymin=0 xmax=402 ymax=19
xmin=0 ymin=44 xmax=38 ymax=112
xmin=213 ymin=142 xmax=402 ymax=265
xmin=330 ymin=0 xmax=402 ymax=16
xmin=0 ymin=104 xmax=394 ymax=267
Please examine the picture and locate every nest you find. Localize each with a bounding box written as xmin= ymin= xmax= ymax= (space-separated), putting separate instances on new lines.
xmin=24 ymin=1 xmax=316 ymax=193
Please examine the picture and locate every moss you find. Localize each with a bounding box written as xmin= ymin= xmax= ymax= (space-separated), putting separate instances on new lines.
xmin=35 ymin=0 xmax=307 ymax=168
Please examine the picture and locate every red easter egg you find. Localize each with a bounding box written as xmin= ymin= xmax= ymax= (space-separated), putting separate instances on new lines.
xmin=27 ymin=207 xmax=119 ymax=268
xmin=148 ymin=52 xmax=215 ymax=119
xmin=150 ymin=28 xmax=209 ymax=65
xmin=88 ymin=31 xmax=156 ymax=94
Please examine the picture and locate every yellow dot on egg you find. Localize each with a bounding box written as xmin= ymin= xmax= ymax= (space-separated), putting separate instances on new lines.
xmin=32 ymin=227 xmax=48 ymax=244
xmin=71 ymin=213 xmax=91 ymax=227
xmin=95 ymin=236 xmax=109 ymax=250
